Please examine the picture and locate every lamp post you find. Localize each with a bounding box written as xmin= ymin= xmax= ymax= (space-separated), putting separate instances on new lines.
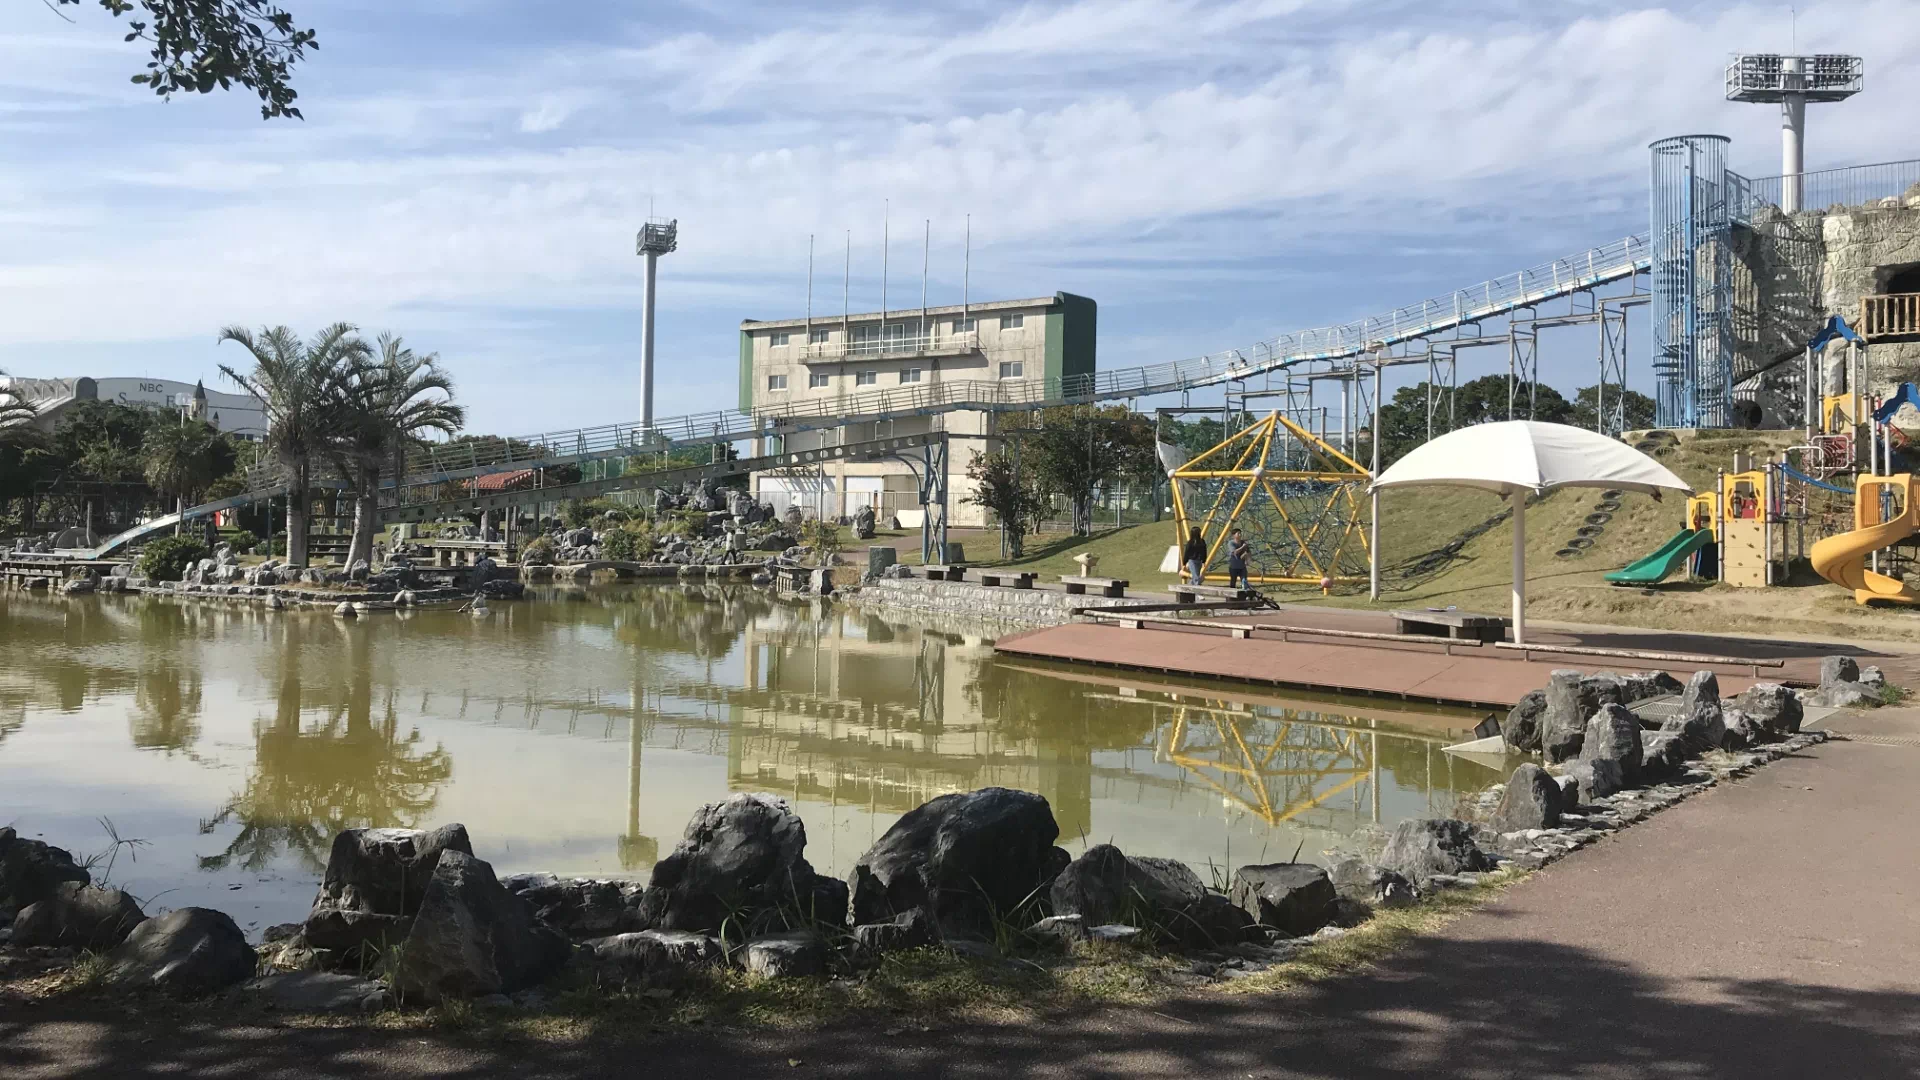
xmin=636 ymin=219 xmax=680 ymax=430
xmin=1725 ymin=54 xmax=1862 ymax=213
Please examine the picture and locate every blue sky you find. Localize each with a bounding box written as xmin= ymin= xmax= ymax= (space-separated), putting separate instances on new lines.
xmin=1 ymin=0 xmax=1916 ymax=435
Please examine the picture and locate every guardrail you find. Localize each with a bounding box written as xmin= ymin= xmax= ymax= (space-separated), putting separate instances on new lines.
xmin=1862 ymin=293 xmax=1920 ymax=340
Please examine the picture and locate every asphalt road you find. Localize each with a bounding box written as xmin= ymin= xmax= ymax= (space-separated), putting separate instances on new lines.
xmin=6 ymin=720 xmax=1917 ymax=1079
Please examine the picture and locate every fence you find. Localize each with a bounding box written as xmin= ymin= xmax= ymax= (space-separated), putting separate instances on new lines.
xmin=1741 ymin=158 xmax=1920 ymax=216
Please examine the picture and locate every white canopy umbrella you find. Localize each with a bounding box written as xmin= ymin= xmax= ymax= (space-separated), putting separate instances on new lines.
xmin=1370 ymin=421 xmax=1692 ymax=644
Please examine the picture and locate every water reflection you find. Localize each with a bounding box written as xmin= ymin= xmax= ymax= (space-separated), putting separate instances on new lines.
xmin=0 ymin=586 xmax=1501 ymax=928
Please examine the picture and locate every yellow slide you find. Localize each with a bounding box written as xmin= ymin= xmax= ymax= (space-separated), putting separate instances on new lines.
xmin=1810 ymin=474 xmax=1920 ymax=605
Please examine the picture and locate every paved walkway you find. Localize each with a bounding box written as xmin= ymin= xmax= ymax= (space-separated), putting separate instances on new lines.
xmin=7 ymin=712 xmax=1917 ymax=1078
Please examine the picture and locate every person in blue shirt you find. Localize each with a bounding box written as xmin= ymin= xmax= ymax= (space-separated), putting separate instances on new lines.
xmin=1226 ymin=527 xmax=1251 ymax=589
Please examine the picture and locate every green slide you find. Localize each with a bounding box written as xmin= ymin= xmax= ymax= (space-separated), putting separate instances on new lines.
xmin=1605 ymin=529 xmax=1712 ymax=585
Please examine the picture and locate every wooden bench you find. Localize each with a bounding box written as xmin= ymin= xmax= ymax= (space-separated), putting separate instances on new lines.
xmin=1060 ymin=575 xmax=1128 ymax=598
xmin=978 ymin=571 xmax=1036 ymax=589
xmin=1168 ymin=583 xmax=1256 ymax=605
xmin=1392 ymin=609 xmax=1510 ymax=643
xmin=922 ymin=564 xmax=969 ymax=582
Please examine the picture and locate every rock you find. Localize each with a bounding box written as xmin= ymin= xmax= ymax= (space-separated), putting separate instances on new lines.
xmin=1088 ymin=924 xmax=1143 ymax=943
xmin=1568 ymin=758 xmax=1624 ymax=802
xmin=394 ymin=849 xmax=567 ymax=1002
xmin=1377 ymin=819 xmax=1491 ymax=886
xmin=1029 ymin=914 xmax=1090 ymax=943
xmin=1721 ymin=708 xmax=1760 ymax=750
xmin=104 ymin=908 xmax=258 ymax=997
xmin=10 ymin=883 xmax=145 ymax=949
xmin=1501 ymin=690 xmax=1547 ymax=753
xmin=1622 ymin=671 xmax=1685 ymax=701
xmin=849 ymin=787 xmax=1064 ymax=940
xmin=1860 ymin=665 xmax=1887 ymax=691
xmin=1543 ymin=670 xmax=1600 ymax=762
xmin=266 ymin=592 xmax=287 ymax=611
xmin=333 ymin=601 xmax=356 ymax=618
xmin=304 ymin=825 xmax=474 ymax=956
xmin=851 ymin=505 xmax=877 ymax=541
xmin=1050 ymin=845 xmax=1246 ymax=947
xmin=504 ymin=876 xmax=634 ymax=938
xmin=1733 ymin=684 xmax=1803 ymax=739
xmin=1229 ymin=863 xmax=1336 ymax=936
xmin=586 ymin=930 xmax=724 ymax=985
xmin=852 ymin=908 xmax=936 ymax=955
xmin=1579 ymin=704 xmax=1644 ymax=787
xmin=478 ymin=579 xmax=524 ymax=600
xmin=245 ymin=971 xmax=390 ymax=1013
xmin=636 ymin=793 xmax=823 ymax=935
xmin=1489 ymin=763 xmax=1563 ymax=832
xmin=741 ymin=929 xmax=828 ymax=978
xmin=1820 ymin=655 xmax=1860 ymax=687
xmin=61 ymin=574 xmax=97 ymax=595
xmin=348 ymin=559 xmax=370 ymax=583
xmin=1640 ymin=731 xmax=1689 ymax=779
xmin=1327 ymin=858 xmax=1417 ymax=907
xmin=0 ymin=827 xmax=91 ymax=912
xmin=1662 ymin=671 xmax=1727 ymax=752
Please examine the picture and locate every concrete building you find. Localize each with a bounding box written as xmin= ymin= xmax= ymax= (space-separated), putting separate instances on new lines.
xmin=0 ymin=375 xmax=268 ymax=439
xmin=736 ymin=292 xmax=1096 ymax=526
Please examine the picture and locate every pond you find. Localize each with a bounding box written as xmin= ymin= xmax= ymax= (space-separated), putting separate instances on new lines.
xmin=0 ymin=585 xmax=1504 ymax=938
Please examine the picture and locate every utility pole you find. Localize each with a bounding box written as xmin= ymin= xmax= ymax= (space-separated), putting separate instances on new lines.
xmin=636 ymin=217 xmax=680 ymax=430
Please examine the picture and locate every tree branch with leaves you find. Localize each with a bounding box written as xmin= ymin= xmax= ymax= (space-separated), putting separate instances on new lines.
xmin=55 ymin=0 xmax=316 ymax=119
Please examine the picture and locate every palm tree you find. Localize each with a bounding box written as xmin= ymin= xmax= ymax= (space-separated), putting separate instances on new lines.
xmin=142 ymin=419 xmax=223 ymax=534
xmin=218 ymin=324 xmax=367 ymax=567
xmin=329 ymin=334 xmax=465 ymax=568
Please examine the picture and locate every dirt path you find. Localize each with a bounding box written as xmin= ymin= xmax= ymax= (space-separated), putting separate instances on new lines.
xmin=7 ymin=715 xmax=1917 ymax=1079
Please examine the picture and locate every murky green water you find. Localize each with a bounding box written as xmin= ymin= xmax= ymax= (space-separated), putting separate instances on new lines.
xmin=0 ymin=585 xmax=1501 ymax=937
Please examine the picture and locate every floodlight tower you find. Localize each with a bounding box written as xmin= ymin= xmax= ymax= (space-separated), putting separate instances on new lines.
xmin=1725 ymin=53 xmax=1863 ymax=211
xmin=635 ymin=218 xmax=679 ymax=429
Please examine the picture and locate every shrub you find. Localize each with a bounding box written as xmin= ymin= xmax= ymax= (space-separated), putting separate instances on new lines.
xmin=601 ymin=525 xmax=654 ymax=563
xmin=225 ymin=529 xmax=260 ymax=554
xmin=520 ymin=535 xmax=557 ymax=565
xmin=270 ymin=537 xmax=286 ymax=556
xmin=137 ymin=536 xmax=210 ymax=582
xmin=559 ymin=500 xmax=594 ymax=529
xmin=800 ymin=519 xmax=842 ymax=563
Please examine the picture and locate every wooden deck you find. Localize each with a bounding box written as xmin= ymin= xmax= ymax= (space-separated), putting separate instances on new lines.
xmin=995 ymin=606 xmax=1892 ymax=709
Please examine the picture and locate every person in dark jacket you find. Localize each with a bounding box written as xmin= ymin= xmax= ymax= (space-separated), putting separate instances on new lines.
xmin=1182 ymin=528 xmax=1207 ymax=585
xmin=1226 ymin=527 xmax=1251 ymax=589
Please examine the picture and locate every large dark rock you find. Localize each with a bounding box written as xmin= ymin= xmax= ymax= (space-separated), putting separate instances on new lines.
xmin=1327 ymin=858 xmax=1417 ymax=908
xmin=1662 ymin=671 xmax=1727 ymax=752
xmin=304 ymin=825 xmax=473 ymax=955
xmin=1501 ymin=690 xmax=1547 ymax=753
xmin=1378 ymin=819 xmax=1491 ymax=886
xmin=1489 ymin=763 xmax=1563 ymax=833
xmin=1049 ymin=844 xmax=1247 ymax=947
xmin=11 ymin=882 xmax=145 ymax=949
xmin=1543 ymin=670 xmax=1617 ymax=762
xmin=1229 ymin=864 xmax=1336 ymax=936
xmin=503 ymin=875 xmax=637 ymax=938
xmin=1733 ymin=684 xmax=1803 ymax=740
xmin=0 ymin=827 xmax=91 ymax=914
xmin=585 ymin=930 xmax=724 ymax=986
xmin=1640 ymin=731 xmax=1689 ymax=779
xmin=1820 ymin=655 xmax=1860 ymax=686
xmin=741 ymin=929 xmax=829 ymax=978
xmin=852 ymin=909 xmax=937 ymax=956
xmin=104 ymin=908 xmax=257 ymax=997
xmin=849 ymin=787 xmax=1065 ymax=939
xmin=636 ymin=793 xmax=829 ymax=935
xmin=394 ymin=849 xmax=568 ymax=1002
xmin=1623 ymin=671 xmax=1685 ymax=701
xmin=244 ymin=971 xmax=391 ymax=1013
xmin=1579 ymin=704 xmax=1644 ymax=787
xmin=1568 ymin=758 xmax=1623 ymax=802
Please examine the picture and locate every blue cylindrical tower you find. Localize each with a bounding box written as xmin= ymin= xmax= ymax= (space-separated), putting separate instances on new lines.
xmin=1650 ymin=135 xmax=1736 ymax=428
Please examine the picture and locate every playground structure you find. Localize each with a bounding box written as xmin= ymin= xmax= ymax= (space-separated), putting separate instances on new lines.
xmin=1167 ymin=412 xmax=1372 ymax=586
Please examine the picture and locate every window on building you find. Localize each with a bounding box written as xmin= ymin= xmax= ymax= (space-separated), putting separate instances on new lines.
xmin=856 ymin=370 xmax=878 ymax=386
xmin=770 ymin=331 xmax=791 ymax=347
xmin=808 ymin=372 xmax=830 ymax=389
xmin=883 ymin=323 xmax=910 ymax=349
xmin=767 ymin=374 xmax=788 ymax=390
xmin=952 ymin=317 xmax=976 ymax=334
xmin=809 ymin=327 xmax=831 ymax=345
xmin=900 ymin=368 xmax=923 ymax=384
xmin=999 ymin=314 xmax=1024 ymax=330
xmin=851 ymin=323 xmax=881 ymax=350
xmin=999 ymin=361 xmax=1024 ymax=379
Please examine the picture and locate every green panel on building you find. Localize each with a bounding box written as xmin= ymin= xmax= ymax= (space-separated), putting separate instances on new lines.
xmin=1043 ymin=292 xmax=1098 ymax=387
xmin=737 ymin=331 xmax=755 ymax=412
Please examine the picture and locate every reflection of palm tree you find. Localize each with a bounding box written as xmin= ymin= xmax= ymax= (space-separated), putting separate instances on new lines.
xmin=199 ymin=624 xmax=452 ymax=873
xmin=130 ymin=664 xmax=203 ymax=753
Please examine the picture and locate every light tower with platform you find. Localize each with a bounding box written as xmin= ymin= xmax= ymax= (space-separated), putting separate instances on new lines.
xmin=1725 ymin=53 xmax=1863 ymax=212
xmin=636 ymin=218 xmax=679 ymax=429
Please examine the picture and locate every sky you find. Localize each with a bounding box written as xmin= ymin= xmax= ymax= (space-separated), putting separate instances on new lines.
xmin=1 ymin=0 xmax=1917 ymax=437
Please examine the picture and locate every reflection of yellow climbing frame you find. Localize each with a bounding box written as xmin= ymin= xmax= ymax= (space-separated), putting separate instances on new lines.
xmin=1162 ymin=706 xmax=1373 ymax=826
xmin=1169 ymin=412 xmax=1372 ymax=584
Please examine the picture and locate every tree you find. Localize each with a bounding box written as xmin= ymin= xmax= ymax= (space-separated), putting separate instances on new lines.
xmin=1019 ymin=405 xmax=1159 ymax=536
xmin=54 ymin=0 xmax=317 ymax=120
xmin=1570 ymin=385 xmax=1657 ymax=433
xmin=141 ymin=418 xmax=224 ymax=532
xmin=219 ymin=323 xmax=366 ymax=567
xmin=0 ymin=373 xmax=34 ymax=435
xmin=328 ymin=333 xmax=464 ymax=568
xmin=965 ymin=449 xmax=1043 ymax=558
xmin=1368 ymin=375 xmax=1575 ymax=469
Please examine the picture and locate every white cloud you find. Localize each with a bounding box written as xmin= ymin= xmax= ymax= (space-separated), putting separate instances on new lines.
xmin=0 ymin=0 xmax=1916 ymax=431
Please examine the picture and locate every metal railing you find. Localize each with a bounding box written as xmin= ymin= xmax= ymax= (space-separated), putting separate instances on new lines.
xmin=1741 ymin=158 xmax=1920 ymax=215
xmin=1862 ymin=293 xmax=1920 ymax=340
xmin=793 ymin=330 xmax=979 ymax=361
xmin=241 ymin=233 xmax=1651 ymax=492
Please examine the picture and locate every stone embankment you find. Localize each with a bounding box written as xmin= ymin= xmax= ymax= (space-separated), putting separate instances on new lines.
xmin=851 ymin=576 xmax=1094 ymax=629
xmin=0 ymin=657 xmax=1874 ymax=1013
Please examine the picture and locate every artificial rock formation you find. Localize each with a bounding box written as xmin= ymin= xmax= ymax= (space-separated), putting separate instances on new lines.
xmin=849 ymin=787 xmax=1068 ymax=940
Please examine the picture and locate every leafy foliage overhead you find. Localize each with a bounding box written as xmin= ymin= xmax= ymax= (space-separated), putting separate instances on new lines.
xmin=56 ymin=0 xmax=317 ymax=119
